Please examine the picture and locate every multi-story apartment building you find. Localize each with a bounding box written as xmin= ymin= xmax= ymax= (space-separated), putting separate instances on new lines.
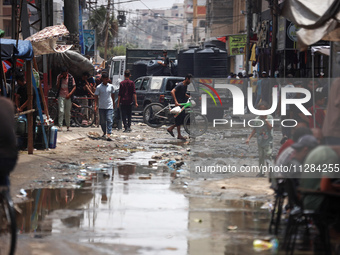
xmin=130 ymin=3 xmax=184 ymax=49
xmin=0 ymin=0 xmax=12 ymax=38
xmin=183 ymin=0 xmax=206 ymax=48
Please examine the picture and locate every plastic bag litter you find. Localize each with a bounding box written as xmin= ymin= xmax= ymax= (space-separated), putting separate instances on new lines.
xmin=170 ymin=106 xmax=181 ymax=114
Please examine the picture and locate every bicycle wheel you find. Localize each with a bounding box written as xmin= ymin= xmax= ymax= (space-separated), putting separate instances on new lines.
xmin=143 ymin=103 xmax=167 ymax=128
xmin=0 ymin=190 xmax=17 ymax=255
xmin=183 ymin=111 xmax=208 ymax=137
xmin=74 ymin=106 xmax=96 ymax=127
xmin=48 ymin=104 xmax=58 ymax=122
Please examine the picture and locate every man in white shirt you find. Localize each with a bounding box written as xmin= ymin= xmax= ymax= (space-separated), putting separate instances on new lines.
xmin=94 ymin=72 xmax=115 ymax=141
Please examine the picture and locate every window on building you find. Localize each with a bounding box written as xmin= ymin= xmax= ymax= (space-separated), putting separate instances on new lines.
xmin=3 ymin=20 xmax=11 ymax=37
xmin=3 ymin=0 xmax=11 ymax=5
xmin=199 ymin=20 xmax=206 ymax=28
xmin=164 ymin=26 xmax=168 ymax=30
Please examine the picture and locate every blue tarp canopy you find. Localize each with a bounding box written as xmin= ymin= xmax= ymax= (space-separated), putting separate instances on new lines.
xmin=0 ymin=39 xmax=34 ymax=60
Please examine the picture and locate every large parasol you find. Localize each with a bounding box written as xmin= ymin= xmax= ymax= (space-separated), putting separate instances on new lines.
xmin=25 ymin=24 xmax=73 ymax=56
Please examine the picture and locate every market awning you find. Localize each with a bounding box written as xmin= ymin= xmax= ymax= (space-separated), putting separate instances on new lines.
xmin=25 ymin=24 xmax=73 ymax=56
xmin=0 ymin=39 xmax=33 ymax=60
xmin=282 ymin=0 xmax=340 ymax=50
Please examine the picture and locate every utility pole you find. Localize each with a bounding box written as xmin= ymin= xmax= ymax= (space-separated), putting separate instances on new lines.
xmin=104 ymin=0 xmax=112 ymax=60
xmin=245 ymin=0 xmax=252 ymax=76
xmin=64 ymin=0 xmax=79 ymax=50
xmin=270 ymin=0 xmax=278 ymax=76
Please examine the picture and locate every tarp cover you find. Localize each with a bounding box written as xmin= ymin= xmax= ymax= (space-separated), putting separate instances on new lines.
xmin=25 ymin=25 xmax=72 ymax=56
xmin=52 ymin=50 xmax=95 ymax=78
xmin=0 ymin=39 xmax=33 ymax=60
xmin=311 ymin=46 xmax=331 ymax=56
xmin=282 ymin=0 xmax=340 ymax=50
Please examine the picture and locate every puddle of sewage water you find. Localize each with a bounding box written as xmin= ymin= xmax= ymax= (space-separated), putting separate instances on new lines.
xmin=15 ymin=165 xmax=312 ymax=255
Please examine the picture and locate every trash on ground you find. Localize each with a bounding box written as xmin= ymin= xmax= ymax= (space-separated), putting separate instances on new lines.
xmin=139 ymin=176 xmax=151 ymax=180
xmin=253 ymin=238 xmax=278 ymax=251
xmin=20 ymin=188 xmax=27 ymax=197
xmin=227 ymin=226 xmax=238 ymax=230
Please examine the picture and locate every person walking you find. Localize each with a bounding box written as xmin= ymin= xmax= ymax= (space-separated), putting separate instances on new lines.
xmin=255 ymin=71 xmax=266 ymax=106
xmin=94 ymin=72 xmax=115 ymax=140
xmin=167 ymin=73 xmax=192 ymax=140
xmin=245 ymin=102 xmax=273 ymax=177
xmin=117 ymin=70 xmax=138 ymax=132
xmin=260 ymin=71 xmax=271 ymax=105
xmin=56 ymin=67 xmax=76 ymax=131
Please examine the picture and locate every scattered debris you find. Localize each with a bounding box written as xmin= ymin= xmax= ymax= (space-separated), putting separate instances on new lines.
xmin=227 ymin=226 xmax=238 ymax=231
xmin=139 ymin=176 xmax=151 ymax=180
xmin=20 ymin=189 xmax=27 ymax=197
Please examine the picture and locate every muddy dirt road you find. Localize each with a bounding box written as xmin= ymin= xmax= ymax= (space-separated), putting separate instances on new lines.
xmin=11 ymin=123 xmax=280 ymax=255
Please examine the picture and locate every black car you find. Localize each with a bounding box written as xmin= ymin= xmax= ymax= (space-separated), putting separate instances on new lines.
xmin=133 ymin=76 xmax=198 ymax=114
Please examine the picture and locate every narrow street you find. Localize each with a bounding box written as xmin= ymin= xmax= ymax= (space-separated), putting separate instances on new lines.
xmin=11 ymin=122 xmax=276 ymax=255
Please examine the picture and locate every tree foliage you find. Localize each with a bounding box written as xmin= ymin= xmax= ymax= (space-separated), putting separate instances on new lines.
xmin=98 ymin=43 xmax=137 ymax=60
xmin=87 ymin=5 xmax=117 ymax=47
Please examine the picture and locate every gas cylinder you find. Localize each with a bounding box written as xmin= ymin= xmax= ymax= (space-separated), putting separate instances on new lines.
xmin=49 ymin=126 xmax=58 ymax=149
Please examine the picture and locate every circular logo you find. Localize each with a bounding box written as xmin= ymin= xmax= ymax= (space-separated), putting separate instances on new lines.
xmin=287 ymin=23 xmax=299 ymax=42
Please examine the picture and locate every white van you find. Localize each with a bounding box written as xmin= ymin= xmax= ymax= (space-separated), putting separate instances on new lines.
xmin=109 ymin=56 xmax=126 ymax=90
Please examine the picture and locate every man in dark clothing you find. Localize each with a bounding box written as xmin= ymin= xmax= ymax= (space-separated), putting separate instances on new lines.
xmin=15 ymin=73 xmax=38 ymax=143
xmin=75 ymin=71 xmax=95 ymax=98
xmin=167 ymin=73 xmax=192 ymax=140
xmin=117 ymin=70 xmax=138 ymax=132
xmin=0 ymin=97 xmax=18 ymax=185
xmin=260 ymin=71 xmax=271 ymax=105
xmin=15 ymin=73 xmax=29 ymax=112
xmin=158 ymin=50 xmax=171 ymax=75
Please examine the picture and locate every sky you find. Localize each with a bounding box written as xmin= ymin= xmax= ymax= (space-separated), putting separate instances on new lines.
xmin=98 ymin=0 xmax=183 ymax=11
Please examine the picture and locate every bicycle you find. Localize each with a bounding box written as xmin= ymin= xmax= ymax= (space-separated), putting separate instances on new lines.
xmin=48 ymin=91 xmax=96 ymax=127
xmin=0 ymin=177 xmax=17 ymax=255
xmin=143 ymin=98 xmax=208 ymax=137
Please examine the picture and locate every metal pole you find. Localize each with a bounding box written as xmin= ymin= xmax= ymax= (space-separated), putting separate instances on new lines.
xmin=312 ymin=52 xmax=316 ymax=128
xmin=26 ymin=60 xmax=34 ymax=154
xmin=329 ymin=42 xmax=332 ymax=97
xmin=104 ymin=0 xmax=112 ymax=60
xmin=283 ymin=49 xmax=286 ymax=82
xmin=64 ymin=0 xmax=79 ymax=47
xmin=245 ymin=0 xmax=250 ymax=75
xmin=270 ymin=0 xmax=278 ymax=76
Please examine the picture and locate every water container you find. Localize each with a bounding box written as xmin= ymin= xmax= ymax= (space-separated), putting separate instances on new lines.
xmin=194 ymin=45 xmax=228 ymax=78
xmin=178 ymin=46 xmax=199 ymax=77
xmin=49 ymin=126 xmax=58 ymax=149
xmin=132 ymin=60 xmax=148 ymax=79
xmin=146 ymin=60 xmax=164 ymax=76
xmin=204 ymin=40 xmax=226 ymax=51
xmin=16 ymin=115 xmax=27 ymax=135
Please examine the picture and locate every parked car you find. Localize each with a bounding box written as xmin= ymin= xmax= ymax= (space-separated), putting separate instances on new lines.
xmin=133 ymin=76 xmax=198 ymax=114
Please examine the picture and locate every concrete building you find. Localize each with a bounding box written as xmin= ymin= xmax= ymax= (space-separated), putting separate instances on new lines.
xmin=129 ymin=3 xmax=184 ymax=50
xmin=0 ymin=0 xmax=12 ymax=38
xmin=183 ymin=0 xmax=206 ymax=48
